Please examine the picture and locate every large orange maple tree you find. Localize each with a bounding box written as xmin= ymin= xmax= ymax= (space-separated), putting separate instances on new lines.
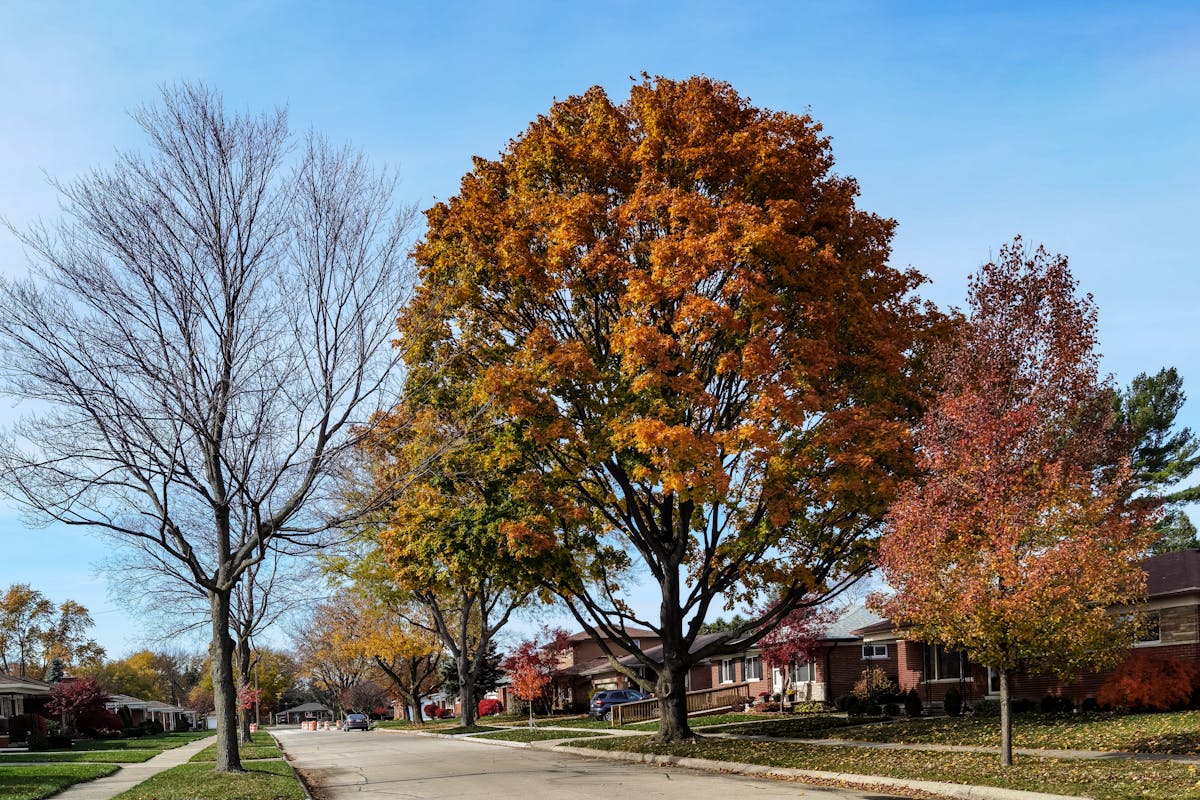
xmin=873 ymin=239 xmax=1157 ymax=766
xmin=402 ymin=76 xmax=940 ymax=741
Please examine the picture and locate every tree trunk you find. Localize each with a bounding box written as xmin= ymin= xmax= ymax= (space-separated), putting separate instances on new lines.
xmin=656 ymin=654 xmax=692 ymax=740
xmin=209 ymin=590 xmax=243 ymax=773
xmin=999 ymin=667 xmax=1013 ymax=767
xmin=457 ymin=653 xmax=476 ymax=727
xmin=236 ymin=636 xmax=253 ymax=744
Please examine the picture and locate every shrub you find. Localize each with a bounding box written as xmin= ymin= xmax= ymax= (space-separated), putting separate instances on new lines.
xmin=9 ymin=714 xmax=41 ymax=743
xmin=422 ymin=703 xmax=440 ymax=719
xmin=943 ymin=687 xmax=962 ymax=717
xmin=1012 ymin=697 xmax=1038 ymax=714
xmin=1080 ymin=697 xmax=1100 ymax=713
xmin=122 ymin=727 xmax=142 ymax=738
xmin=477 ymin=698 xmax=503 ymax=716
xmin=1040 ymin=694 xmax=1074 ymax=714
xmin=792 ymin=701 xmax=827 ymax=714
xmin=971 ymin=698 xmax=999 ymax=716
xmin=903 ymin=688 xmax=923 ymax=717
xmin=852 ymin=667 xmax=898 ymax=705
xmin=866 ymin=703 xmax=883 ymax=716
xmin=26 ymin=717 xmax=49 ymax=751
xmin=835 ymin=694 xmax=864 ymax=715
xmin=46 ymin=732 xmax=72 ymax=748
xmin=1097 ymin=651 xmax=1200 ymax=711
xmin=140 ymin=719 xmax=164 ymax=735
xmin=883 ymin=702 xmax=900 ymax=717
xmin=78 ymin=708 xmax=124 ymax=736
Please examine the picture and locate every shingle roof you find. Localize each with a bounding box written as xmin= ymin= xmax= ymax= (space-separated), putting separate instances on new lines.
xmin=568 ymin=626 xmax=658 ymax=642
xmin=1144 ymin=549 xmax=1200 ymax=598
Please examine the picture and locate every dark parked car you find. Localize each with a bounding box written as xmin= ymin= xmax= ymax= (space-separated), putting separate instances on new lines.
xmin=590 ymin=689 xmax=649 ymax=721
xmin=343 ymin=713 xmax=370 ymax=731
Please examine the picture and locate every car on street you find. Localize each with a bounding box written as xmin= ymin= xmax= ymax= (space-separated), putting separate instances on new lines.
xmin=343 ymin=713 xmax=371 ymax=731
xmin=590 ymin=689 xmax=649 ymax=721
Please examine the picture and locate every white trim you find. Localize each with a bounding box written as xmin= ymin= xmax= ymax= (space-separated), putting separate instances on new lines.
xmin=719 ymin=658 xmax=736 ymax=684
xmin=861 ymin=643 xmax=888 ymax=659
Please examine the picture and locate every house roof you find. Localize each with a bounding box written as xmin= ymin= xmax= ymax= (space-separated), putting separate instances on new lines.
xmin=278 ymin=701 xmax=332 ymax=714
xmin=568 ymin=626 xmax=658 ymax=642
xmin=0 ymin=673 xmax=52 ymax=696
xmin=1145 ymin=549 xmax=1200 ymax=599
xmin=823 ymin=605 xmax=884 ymax=639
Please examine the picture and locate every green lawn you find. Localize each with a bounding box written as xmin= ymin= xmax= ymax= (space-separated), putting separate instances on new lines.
xmin=0 ymin=763 xmax=119 ymax=800
xmin=43 ymin=731 xmax=215 ymax=752
xmin=110 ymin=760 xmax=305 ymax=800
xmin=0 ymin=750 xmax=161 ymax=763
xmin=569 ymin=736 xmax=1200 ymax=800
xmin=475 ymin=728 xmax=613 ymax=742
xmin=713 ymin=713 xmax=872 ymax=738
xmin=188 ymin=731 xmax=282 ymax=761
xmin=825 ymin=711 xmax=1200 ymax=755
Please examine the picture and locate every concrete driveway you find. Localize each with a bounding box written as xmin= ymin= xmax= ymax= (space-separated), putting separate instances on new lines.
xmin=275 ymin=727 xmax=905 ymax=800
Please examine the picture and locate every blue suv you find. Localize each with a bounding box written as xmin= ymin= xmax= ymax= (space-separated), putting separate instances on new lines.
xmin=589 ymin=689 xmax=649 ymax=721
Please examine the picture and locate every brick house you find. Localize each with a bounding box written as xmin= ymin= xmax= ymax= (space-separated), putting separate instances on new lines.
xmin=856 ymin=549 xmax=1200 ymax=707
xmin=546 ymin=605 xmax=890 ymax=710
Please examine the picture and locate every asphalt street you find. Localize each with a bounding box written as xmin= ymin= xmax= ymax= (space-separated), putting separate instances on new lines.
xmin=275 ymin=727 xmax=906 ymax=800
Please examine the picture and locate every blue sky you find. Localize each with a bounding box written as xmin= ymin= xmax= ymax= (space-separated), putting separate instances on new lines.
xmin=1 ymin=1 xmax=1198 ymax=657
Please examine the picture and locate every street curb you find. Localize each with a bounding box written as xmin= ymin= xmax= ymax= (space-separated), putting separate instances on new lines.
xmin=553 ymin=745 xmax=1090 ymax=800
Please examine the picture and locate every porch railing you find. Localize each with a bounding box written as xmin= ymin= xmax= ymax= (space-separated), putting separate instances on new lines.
xmin=612 ymin=682 xmax=752 ymax=726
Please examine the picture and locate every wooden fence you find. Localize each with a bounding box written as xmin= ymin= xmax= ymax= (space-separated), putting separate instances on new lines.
xmin=611 ymin=682 xmax=752 ymax=726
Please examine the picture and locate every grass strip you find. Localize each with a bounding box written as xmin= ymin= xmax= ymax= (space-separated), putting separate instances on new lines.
xmin=0 ymin=750 xmax=161 ymax=763
xmin=831 ymin=711 xmax=1200 ymax=755
xmin=0 ymin=763 xmax=119 ymax=800
xmin=111 ymin=759 xmax=305 ymax=800
xmin=40 ymin=731 xmax=215 ymax=752
xmin=716 ymin=713 xmax=879 ymax=738
xmin=569 ymin=736 xmax=1200 ymax=800
xmin=189 ymin=743 xmax=282 ymax=762
xmin=475 ymin=728 xmax=613 ymax=742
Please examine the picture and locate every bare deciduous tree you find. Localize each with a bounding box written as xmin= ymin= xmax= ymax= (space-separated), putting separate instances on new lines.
xmin=0 ymin=84 xmax=414 ymax=771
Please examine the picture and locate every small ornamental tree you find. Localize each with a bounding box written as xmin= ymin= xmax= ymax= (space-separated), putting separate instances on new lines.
xmin=873 ymin=239 xmax=1158 ymax=767
xmin=48 ymin=676 xmax=109 ymax=736
xmin=757 ymin=604 xmax=833 ymax=705
xmin=1096 ymin=652 xmax=1200 ymax=711
xmin=502 ymin=628 xmax=570 ymax=727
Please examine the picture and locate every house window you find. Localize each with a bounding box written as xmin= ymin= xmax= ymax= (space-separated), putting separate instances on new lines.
xmin=862 ymin=643 xmax=888 ymax=660
xmin=794 ymin=660 xmax=816 ymax=682
xmin=743 ymin=655 xmax=762 ymax=681
xmin=1137 ymin=612 xmax=1161 ymax=644
xmin=925 ymin=644 xmax=965 ymax=681
xmin=719 ymin=658 xmax=736 ymax=683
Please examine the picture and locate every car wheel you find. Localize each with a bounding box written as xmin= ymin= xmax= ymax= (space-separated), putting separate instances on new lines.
xmin=603 ymin=709 xmax=612 ymax=722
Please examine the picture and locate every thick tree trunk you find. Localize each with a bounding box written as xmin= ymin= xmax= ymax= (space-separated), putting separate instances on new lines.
xmin=999 ymin=668 xmax=1013 ymax=767
xmin=656 ymin=654 xmax=692 ymax=740
xmin=236 ymin=637 xmax=253 ymax=744
xmin=457 ymin=653 xmax=476 ymax=727
xmin=209 ymin=590 xmax=243 ymax=773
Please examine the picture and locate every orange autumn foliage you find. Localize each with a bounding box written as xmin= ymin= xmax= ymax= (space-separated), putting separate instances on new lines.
xmin=402 ymin=76 xmax=943 ymax=741
xmin=1097 ymin=651 xmax=1200 ymax=712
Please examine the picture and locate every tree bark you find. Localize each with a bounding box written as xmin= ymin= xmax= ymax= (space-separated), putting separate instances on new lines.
xmin=210 ymin=590 xmax=243 ymax=773
xmin=657 ymin=652 xmax=692 ymax=740
xmin=457 ymin=653 xmax=476 ymax=727
xmin=999 ymin=667 xmax=1013 ymax=767
xmin=236 ymin=636 xmax=253 ymax=744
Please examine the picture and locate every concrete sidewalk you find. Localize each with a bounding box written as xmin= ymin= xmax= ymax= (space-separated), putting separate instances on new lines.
xmin=46 ymin=735 xmax=217 ymax=800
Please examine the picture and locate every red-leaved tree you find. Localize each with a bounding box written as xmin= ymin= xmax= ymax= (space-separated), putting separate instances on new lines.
xmin=48 ymin=676 xmax=110 ymax=736
xmin=873 ymin=239 xmax=1157 ymax=766
xmin=757 ymin=604 xmax=834 ymax=705
xmin=502 ymin=627 xmax=570 ymax=727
